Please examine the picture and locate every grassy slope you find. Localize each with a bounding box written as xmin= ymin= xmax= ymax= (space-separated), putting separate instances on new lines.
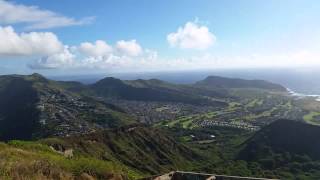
xmin=1 ymin=119 xmax=320 ymax=179
xmin=0 ymin=125 xmax=206 ymax=179
xmin=161 ymin=126 xmax=258 ymax=176
xmin=2 ymin=74 xmax=320 ymax=179
xmin=0 ymin=141 xmax=140 ymax=180
xmin=156 ymin=119 xmax=320 ymax=180
xmin=0 ymin=125 xmax=256 ymax=179
xmin=0 ymin=125 xmax=199 ymax=179
xmin=39 ymin=126 xmax=203 ymax=175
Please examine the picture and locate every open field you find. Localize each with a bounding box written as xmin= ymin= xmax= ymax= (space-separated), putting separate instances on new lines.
xmin=155 ymin=89 xmax=308 ymax=130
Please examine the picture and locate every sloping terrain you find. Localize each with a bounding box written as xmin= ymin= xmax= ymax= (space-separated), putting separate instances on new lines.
xmin=41 ymin=125 xmax=202 ymax=174
xmin=238 ymin=119 xmax=320 ymax=161
xmin=0 ymin=73 xmax=289 ymax=140
xmin=0 ymin=73 xmax=317 ymax=180
xmin=0 ymin=141 xmax=139 ymax=180
xmin=0 ymin=74 xmax=136 ymax=140
xmin=90 ymin=77 xmax=226 ymax=106
xmin=124 ymin=78 xmax=229 ymax=99
xmin=237 ymin=119 xmax=320 ymax=179
xmin=0 ymin=125 xmax=205 ymax=179
xmin=0 ymin=75 xmax=40 ymax=140
xmin=195 ymin=76 xmax=286 ymax=92
xmin=161 ymin=120 xmax=320 ymax=179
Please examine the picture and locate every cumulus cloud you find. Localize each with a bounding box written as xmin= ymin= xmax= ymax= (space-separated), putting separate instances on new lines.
xmin=116 ymin=40 xmax=142 ymax=56
xmin=0 ymin=0 xmax=94 ymax=30
xmin=79 ymin=49 xmax=158 ymax=71
xmin=0 ymin=26 xmax=63 ymax=56
xmin=78 ymin=40 xmax=113 ymax=58
xmin=167 ymin=21 xmax=216 ymax=50
xmin=69 ymin=50 xmax=320 ymax=72
xmin=29 ymin=46 xmax=75 ymax=69
xmin=0 ymin=26 xmax=74 ymax=69
xmin=1 ymin=25 xmax=318 ymax=72
xmin=27 ymin=38 xmax=146 ymax=69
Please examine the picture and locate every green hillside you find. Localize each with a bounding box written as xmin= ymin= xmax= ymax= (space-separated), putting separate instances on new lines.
xmin=238 ymin=119 xmax=320 ymax=179
xmin=0 ymin=125 xmax=205 ymax=179
xmin=0 ymin=74 xmax=319 ymax=179
xmin=0 ymin=74 xmax=137 ymax=140
xmin=0 ymin=140 xmax=140 ymax=179
xmin=195 ymin=76 xmax=286 ymax=92
xmin=90 ymin=77 xmax=226 ymax=106
xmin=41 ymin=125 xmax=202 ymax=174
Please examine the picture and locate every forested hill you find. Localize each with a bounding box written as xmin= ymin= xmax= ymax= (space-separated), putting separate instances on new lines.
xmin=239 ymin=119 xmax=320 ymax=161
xmin=0 ymin=73 xmax=288 ymax=141
xmin=90 ymin=77 xmax=227 ymax=106
xmin=195 ymin=76 xmax=287 ymax=91
xmin=88 ymin=75 xmax=287 ymax=105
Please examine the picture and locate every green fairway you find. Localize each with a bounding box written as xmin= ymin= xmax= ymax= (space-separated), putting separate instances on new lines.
xmin=303 ymin=111 xmax=320 ymax=125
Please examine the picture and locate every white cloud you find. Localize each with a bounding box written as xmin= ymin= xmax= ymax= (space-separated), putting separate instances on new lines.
xmin=79 ymin=49 xmax=158 ymax=71
xmin=167 ymin=21 xmax=216 ymax=50
xmin=0 ymin=26 xmax=74 ymax=69
xmin=29 ymin=46 xmax=75 ymax=69
xmin=0 ymin=26 xmax=63 ymax=56
xmin=78 ymin=40 xmax=113 ymax=58
xmin=26 ymin=39 xmax=146 ymax=69
xmin=116 ymin=40 xmax=142 ymax=56
xmin=66 ymin=50 xmax=320 ymax=73
xmin=2 ymin=26 xmax=318 ymax=72
xmin=0 ymin=0 xmax=94 ymax=30
xmin=25 ymin=45 xmax=320 ymax=72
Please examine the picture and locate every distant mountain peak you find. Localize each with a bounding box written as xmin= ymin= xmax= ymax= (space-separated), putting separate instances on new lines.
xmin=96 ymin=77 xmax=123 ymax=84
xmin=27 ymin=73 xmax=48 ymax=82
xmin=30 ymin=73 xmax=44 ymax=77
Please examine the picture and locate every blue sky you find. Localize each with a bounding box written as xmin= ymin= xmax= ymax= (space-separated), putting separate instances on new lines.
xmin=0 ymin=0 xmax=320 ymax=75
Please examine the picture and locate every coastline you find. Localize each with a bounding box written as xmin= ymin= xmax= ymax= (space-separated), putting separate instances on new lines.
xmin=286 ymin=88 xmax=320 ymax=101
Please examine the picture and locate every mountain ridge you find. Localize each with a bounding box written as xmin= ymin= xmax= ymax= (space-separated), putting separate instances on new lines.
xmin=0 ymin=74 xmax=137 ymax=140
xmin=90 ymin=76 xmax=227 ymax=106
xmin=195 ymin=75 xmax=287 ymax=91
xmin=0 ymin=73 xmax=289 ymax=141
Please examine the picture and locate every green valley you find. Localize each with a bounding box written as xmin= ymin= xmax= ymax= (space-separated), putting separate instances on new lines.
xmin=0 ymin=74 xmax=319 ymax=179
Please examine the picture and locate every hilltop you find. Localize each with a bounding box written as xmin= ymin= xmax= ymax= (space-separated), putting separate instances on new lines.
xmin=90 ymin=77 xmax=227 ymax=106
xmin=195 ymin=76 xmax=286 ymax=91
xmin=90 ymin=75 xmax=287 ymax=103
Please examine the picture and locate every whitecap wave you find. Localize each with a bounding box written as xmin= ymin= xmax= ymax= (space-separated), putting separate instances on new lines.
xmin=286 ymin=88 xmax=320 ymax=101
